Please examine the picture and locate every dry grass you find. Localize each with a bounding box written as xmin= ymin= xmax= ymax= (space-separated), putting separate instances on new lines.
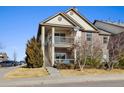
xmin=4 ymin=67 xmax=48 ymax=79
xmin=60 ymin=69 xmax=124 ymax=77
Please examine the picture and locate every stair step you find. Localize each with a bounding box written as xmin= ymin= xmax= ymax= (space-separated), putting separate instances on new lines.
xmin=46 ymin=67 xmax=61 ymax=77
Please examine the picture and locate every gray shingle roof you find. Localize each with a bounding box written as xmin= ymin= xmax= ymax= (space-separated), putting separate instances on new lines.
xmin=93 ymin=20 xmax=124 ymax=34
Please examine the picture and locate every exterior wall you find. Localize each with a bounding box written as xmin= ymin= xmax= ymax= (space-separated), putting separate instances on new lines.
xmin=46 ymin=15 xmax=73 ymax=26
xmin=99 ymin=34 xmax=110 ymax=62
xmin=108 ymin=32 xmax=124 ymax=60
xmin=77 ymin=31 xmax=109 ymax=62
xmin=80 ymin=32 xmax=101 ymax=46
xmin=92 ymin=33 xmax=101 ymax=44
xmin=0 ymin=53 xmax=8 ymax=62
xmin=66 ymin=10 xmax=95 ymax=31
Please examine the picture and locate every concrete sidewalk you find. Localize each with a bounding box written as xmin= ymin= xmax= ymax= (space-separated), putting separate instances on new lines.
xmin=1 ymin=73 xmax=124 ymax=86
xmin=0 ymin=66 xmax=19 ymax=80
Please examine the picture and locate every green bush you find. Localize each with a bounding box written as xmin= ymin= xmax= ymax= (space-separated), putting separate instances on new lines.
xmin=55 ymin=63 xmax=75 ymax=69
xmin=85 ymin=57 xmax=101 ymax=68
xmin=25 ymin=36 xmax=43 ymax=68
xmin=118 ymin=55 xmax=124 ymax=69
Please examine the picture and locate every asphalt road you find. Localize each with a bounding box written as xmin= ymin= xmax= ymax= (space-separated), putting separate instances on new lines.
xmin=31 ymin=80 xmax=124 ymax=87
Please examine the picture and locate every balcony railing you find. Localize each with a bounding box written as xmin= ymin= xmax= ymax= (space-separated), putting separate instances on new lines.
xmin=55 ymin=36 xmax=74 ymax=44
xmin=55 ymin=59 xmax=74 ymax=64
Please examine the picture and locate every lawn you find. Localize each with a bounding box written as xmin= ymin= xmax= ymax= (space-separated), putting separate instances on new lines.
xmin=60 ymin=69 xmax=124 ymax=77
xmin=4 ymin=67 xmax=49 ymax=79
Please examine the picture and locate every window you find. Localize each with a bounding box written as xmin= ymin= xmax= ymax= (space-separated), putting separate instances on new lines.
xmin=55 ymin=33 xmax=65 ymax=37
xmin=55 ymin=33 xmax=65 ymax=43
xmin=103 ymin=36 xmax=108 ymax=44
xmin=55 ymin=53 xmax=67 ymax=59
xmin=86 ymin=33 xmax=92 ymax=41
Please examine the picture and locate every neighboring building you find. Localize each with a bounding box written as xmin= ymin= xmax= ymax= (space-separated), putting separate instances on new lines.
xmin=94 ymin=20 xmax=124 ymax=61
xmin=0 ymin=52 xmax=8 ymax=62
xmin=37 ymin=8 xmax=110 ymax=67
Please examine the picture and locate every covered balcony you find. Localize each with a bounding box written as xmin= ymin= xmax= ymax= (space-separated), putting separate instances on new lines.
xmin=55 ymin=59 xmax=74 ymax=64
xmin=54 ymin=48 xmax=75 ymax=64
xmin=55 ymin=36 xmax=74 ymax=45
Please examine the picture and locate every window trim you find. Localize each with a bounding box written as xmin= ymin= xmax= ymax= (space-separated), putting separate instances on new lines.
xmin=55 ymin=33 xmax=65 ymax=37
xmin=103 ymin=36 xmax=108 ymax=44
xmin=55 ymin=52 xmax=67 ymax=59
xmin=86 ymin=32 xmax=93 ymax=42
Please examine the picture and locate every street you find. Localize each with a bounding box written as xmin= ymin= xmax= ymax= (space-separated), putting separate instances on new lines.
xmin=1 ymin=67 xmax=124 ymax=87
xmin=33 ymin=80 xmax=124 ymax=87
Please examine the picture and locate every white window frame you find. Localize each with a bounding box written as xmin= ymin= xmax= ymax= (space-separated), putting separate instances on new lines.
xmin=86 ymin=32 xmax=93 ymax=42
xmin=103 ymin=36 xmax=108 ymax=44
xmin=55 ymin=52 xmax=67 ymax=59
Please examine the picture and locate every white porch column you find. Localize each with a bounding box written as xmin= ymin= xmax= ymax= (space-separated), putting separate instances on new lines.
xmin=74 ymin=49 xmax=77 ymax=64
xmin=52 ymin=27 xmax=55 ymax=66
xmin=41 ymin=26 xmax=45 ymax=67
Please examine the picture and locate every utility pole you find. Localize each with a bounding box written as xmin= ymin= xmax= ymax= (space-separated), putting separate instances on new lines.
xmin=13 ymin=49 xmax=17 ymax=62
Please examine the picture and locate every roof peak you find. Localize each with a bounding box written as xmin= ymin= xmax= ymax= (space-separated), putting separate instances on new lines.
xmin=70 ymin=7 xmax=78 ymax=11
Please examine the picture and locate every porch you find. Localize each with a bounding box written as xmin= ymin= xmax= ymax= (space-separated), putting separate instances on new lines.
xmin=55 ymin=36 xmax=74 ymax=45
xmin=40 ymin=25 xmax=77 ymax=66
xmin=54 ymin=48 xmax=75 ymax=65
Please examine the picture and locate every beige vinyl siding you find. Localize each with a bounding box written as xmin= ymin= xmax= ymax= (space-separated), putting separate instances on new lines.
xmin=46 ymin=15 xmax=73 ymax=26
xmin=66 ymin=10 xmax=95 ymax=31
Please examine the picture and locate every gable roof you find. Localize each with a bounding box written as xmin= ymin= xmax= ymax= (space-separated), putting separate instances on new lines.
xmin=66 ymin=8 xmax=98 ymax=31
xmin=94 ymin=20 xmax=124 ymax=34
xmin=40 ymin=8 xmax=99 ymax=32
xmin=97 ymin=28 xmax=112 ymax=36
xmin=63 ymin=13 xmax=84 ymax=29
xmin=40 ymin=12 xmax=78 ymax=27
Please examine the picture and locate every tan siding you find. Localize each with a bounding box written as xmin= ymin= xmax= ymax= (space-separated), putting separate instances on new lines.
xmin=66 ymin=11 xmax=95 ymax=31
xmin=46 ymin=15 xmax=73 ymax=26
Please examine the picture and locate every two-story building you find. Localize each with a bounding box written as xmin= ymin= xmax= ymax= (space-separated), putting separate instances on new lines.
xmin=94 ymin=20 xmax=124 ymax=61
xmin=0 ymin=52 xmax=8 ymax=62
xmin=37 ymin=8 xmax=110 ymax=67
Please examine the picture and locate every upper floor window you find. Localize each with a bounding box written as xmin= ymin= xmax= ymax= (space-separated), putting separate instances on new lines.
xmin=86 ymin=32 xmax=92 ymax=41
xmin=103 ymin=36 xmax=108 ymax=44
xmin=55 ymin=33 xmax=65 ymax=37
xmin=55 ymin=33 xmax=65 ymax=43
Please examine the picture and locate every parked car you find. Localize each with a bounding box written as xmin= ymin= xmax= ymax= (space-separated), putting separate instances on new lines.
xmin=0 ymin=61 xmax=15 ymax=67
xmin=19 ymin=61 xmax=26 ymax=65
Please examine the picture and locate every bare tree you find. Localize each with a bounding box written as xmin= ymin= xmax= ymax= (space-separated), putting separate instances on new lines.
xmin=74 ymin=36 xmax=102 ymax=71
xmin=108 ymin=32 xmax=124 ymax=70
xmin=75 ymin=40 xmax=88 ymax=71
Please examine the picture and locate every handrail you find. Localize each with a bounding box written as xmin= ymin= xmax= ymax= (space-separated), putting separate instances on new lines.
xmin=55 ymin=36 xmax=74 ymax=44
xmin=55 ymin=59 xmax=74 ymax=64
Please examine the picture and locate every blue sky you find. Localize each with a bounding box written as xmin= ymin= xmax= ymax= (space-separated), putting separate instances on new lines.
xmin=0 ymin=6 xmax=124 ymax=61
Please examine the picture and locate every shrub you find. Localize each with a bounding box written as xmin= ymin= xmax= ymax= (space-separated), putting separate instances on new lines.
xmin=118 ymin=55 xmax=124 ymax=69
xmin=25 ymin=36 xmax=43 ymax=68
xmin=85 ymin=57 xmax=101 ymax=68
xmin=55 ymin=63 xmax=75 ymax=69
